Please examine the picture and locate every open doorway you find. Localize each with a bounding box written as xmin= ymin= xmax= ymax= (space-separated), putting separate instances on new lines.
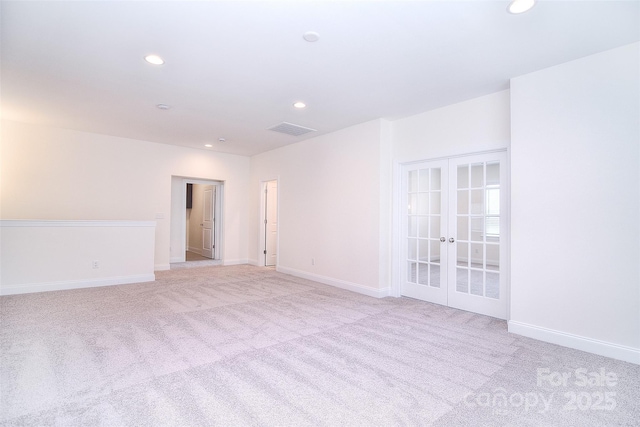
xmin=261 ymin=180 xmax=278 ymax=267
xmin=186 ymin=182 xmax=221 ymax=261
xmin=170 ymin=177 xmax=223 ymax=265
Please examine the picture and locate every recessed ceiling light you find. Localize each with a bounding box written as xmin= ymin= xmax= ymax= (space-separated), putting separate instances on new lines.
xmin=507 ymin=0 xmax=536 ymax=14
xmin=303 ymin=31 xmax=320 ymax=42
xmin=218 ymin=138 xmax=226 ymax=143
xmin=156 ymin=104 xmax=171 ymax=110
xmin=144 ymin=54 xmax=164 ymax=65
xmin=204 ymin=144 xmax=213 ymax=148
xmin=293 ymin=102 xmax=306 ymax=109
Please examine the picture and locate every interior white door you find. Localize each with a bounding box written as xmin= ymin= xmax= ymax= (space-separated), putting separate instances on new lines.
xmin=447 ymin=153 xmax=507 ymax=319
xmin=401 ymin=160 xmax=448 ymax=305
xmin=265 ymin=181 xmax=278 ymax=266
xmin=202 ymin=185 xmax=214 ymax=259
xmin=401 ymin=152 xmax=508 ymax=319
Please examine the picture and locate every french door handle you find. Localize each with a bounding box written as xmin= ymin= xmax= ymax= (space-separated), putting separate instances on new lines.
xmin=449 ymin=238 xmax=455 ymax=243
xmin=440 ymin=237 xmax=446 ymax=243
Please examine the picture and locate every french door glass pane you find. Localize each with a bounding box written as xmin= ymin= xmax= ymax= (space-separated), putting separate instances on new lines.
xmin=408 ymin=262 xmax=417 ymax=283
xmin=457 ymin=216 xmax=468 ymax=240
xmin=419 ymin=239 xmax=429 ymax=262
xmin=430 ymin=216 xmax=440 ymax=238
xmin=457 ymin=166 xmax=469 ymax=189
xmin=456 ymin=268 xmax=468 ymax=292
xmin=430 ymin=264 xmax=440 ymax=288
xmin=408 ymin=216 xmax=417 ymax=237
xmin=486 ymin=216 xmax=500 ymax=241
xmin=457 ymin=241 xmax=468 ymax=267
xmin=430 ymin=240 xmax=441 ymax=262
xmin=471 ymin=190 xmax=483 ymax=214
xmin=418 ymin=263 xmax=429 ymax=285
xmin=486 ymin=244 xmax=500 ymax=271
xmin=417 ymin=194 xmax=429 ymax=215
xmin=430 ymin=193 xmax=441 ymax=214
xmin=470 ymin=217 xmax=483 ymax=242
xmin=419 ymin=169 xmax=430 ymax=191
xmin=486 ymin=272 xmax=500 ymax=299
xmin=471 ymin=164 xmax=484 ymax=188
xmin=418 ymin=216 xmax=429 ymax=238
xmin=431 ymin=169 xmax=441 ymax=190
xmin=486 ymin=162 xmax=500 ymax=185
xmin=470 ymin=270 xmax=483 ymax=296
xmin=409 ymin=194 xmax=418 ymax=215
xmin=457 ymin=190 xmax=469 ymax=214
xmin=471 ymin=243 xmax=483 ymax=269
xmin=408 ymin=238 xmax=417 ymax=260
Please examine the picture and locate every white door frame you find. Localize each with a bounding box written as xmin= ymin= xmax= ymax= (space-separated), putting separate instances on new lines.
xmin=179 ymin=178 xmax=224 ymax=263
xmin=391 ymin=149 xmax=510 ymax=319
xmin=259 ymin=177 xmax=279 ymax=267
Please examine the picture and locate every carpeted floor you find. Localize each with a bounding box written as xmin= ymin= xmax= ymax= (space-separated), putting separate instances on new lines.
xmin=1 ymin=265 xmax=638 ymax=426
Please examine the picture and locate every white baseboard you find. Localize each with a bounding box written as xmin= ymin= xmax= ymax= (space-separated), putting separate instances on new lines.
xmin=508 ymin=320 xmax=640 ymax=365
xmin=187 ymin=247 xmax=202 ymax=255
xmin=223 ymin=259 xmax=249 ymax=266
xmin=277 ymin=266 xmax=390 ymax=299
xmin=247 ymin=259 xmax=260 ymax=266
xmin=0 ymin=274 xmax=156 ymax=296
xmin=170 ymin=256 xmax=184 ymax=263
xmin=155 ymin=264 xmax=171 ymax=271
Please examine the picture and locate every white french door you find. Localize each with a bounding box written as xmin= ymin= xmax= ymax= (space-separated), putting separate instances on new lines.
xmin=401 ymin=151 xmax=508 ymax=319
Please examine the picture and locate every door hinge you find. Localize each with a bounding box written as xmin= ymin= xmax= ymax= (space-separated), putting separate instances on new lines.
xmin=264 ymin=250 xmax=267 ymax=255
xmin=264 ymin=219 xmax=267 ymax=224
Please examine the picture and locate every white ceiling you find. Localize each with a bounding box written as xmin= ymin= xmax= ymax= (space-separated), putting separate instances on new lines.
xmin=1 ymin=0 xmax=638 ymax=156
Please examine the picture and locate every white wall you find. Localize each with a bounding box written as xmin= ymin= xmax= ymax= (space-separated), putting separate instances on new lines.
xmin=0 ymin=120 xmax=250 ymax=270
xmin=510 ymin=43 xmax=640 ymax=363
xmin=249 ymin=119 xmax=390 ymax=296
xmin=1 ymin=220 xmax=155 ymax=295
xmin=393 ymin=90 xmax=511 ymax=162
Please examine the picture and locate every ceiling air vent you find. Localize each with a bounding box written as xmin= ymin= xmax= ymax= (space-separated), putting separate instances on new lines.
xmin=268 ymin=122 xmax=317 ymax=137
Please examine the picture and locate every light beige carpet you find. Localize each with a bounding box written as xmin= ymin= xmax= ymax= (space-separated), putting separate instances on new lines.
xmin=1 ymin=265 xmax=638 ymax=426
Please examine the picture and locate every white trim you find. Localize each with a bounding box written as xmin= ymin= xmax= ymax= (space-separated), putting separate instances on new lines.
xmin=176 ymin=177 xmax=225 ymax=264
xmin=399 ymin=148 xmax=508 ymax=167
xmin=222 ymin=259 xmax=249 ymax=266
xmin=0 ymin=274 xmax=156 ymax=296
xmin=154 ymin=264 xmax=171 ymax=271
xmin=508 ymin=320 xmax=640 ymax=365
xmin=170 ymin=256 xmax=183 ymax=263
xmin=247 ymin=259 xmax=260 ymax=266
xmin=278 ymin=266 xmax=391 ymax=299
xmin=0 ymin=220 xmax=156 ymax=227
